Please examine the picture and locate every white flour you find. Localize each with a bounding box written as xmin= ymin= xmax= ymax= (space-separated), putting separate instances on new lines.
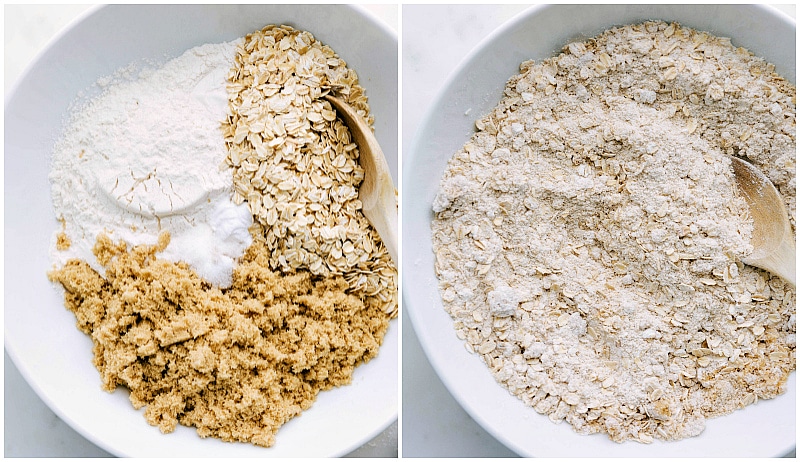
xmin=50 ymin=39 xmax=252 ymax=287
xmin=432 ymin=21 xmax=795 ymax=444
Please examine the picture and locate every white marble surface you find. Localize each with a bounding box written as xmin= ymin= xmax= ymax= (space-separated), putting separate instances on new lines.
xmin=3 ymin=4 xmax=398 ymax=458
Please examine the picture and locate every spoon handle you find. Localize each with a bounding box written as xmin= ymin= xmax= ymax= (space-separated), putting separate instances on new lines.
xmin=363 ymin=180 xmax=398 ymax=265
xmin=324 ymin=94 xmax=398 ymax=265
xmin=731 ymin=157 xmax=796 ymax=288
xmin=758 ymin=233 xmax=796 ymax=288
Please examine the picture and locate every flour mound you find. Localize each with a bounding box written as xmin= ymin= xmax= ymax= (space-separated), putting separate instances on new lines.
xmin=50 ymin=40 xmax=251 ymax=287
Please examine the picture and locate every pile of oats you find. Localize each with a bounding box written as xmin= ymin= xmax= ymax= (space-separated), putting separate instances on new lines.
xmin=432 ymin=21 xmax=795 ymax=443
xmin=223 ymin=25 xmax=397 ymax=316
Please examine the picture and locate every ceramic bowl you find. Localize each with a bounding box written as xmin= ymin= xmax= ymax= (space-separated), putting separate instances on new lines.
xmin=403 ymin=4 xmax=795 ymax=457
xmin=5 ymin=4 xmax=397 ymax=457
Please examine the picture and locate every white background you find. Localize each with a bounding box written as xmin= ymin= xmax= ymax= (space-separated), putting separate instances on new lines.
xmin=5 ymin=3 xmax=796 ymax=458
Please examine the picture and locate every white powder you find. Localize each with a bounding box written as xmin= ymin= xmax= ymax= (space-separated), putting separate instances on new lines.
xmin=50 ymin=39 xmax=252 ymax=288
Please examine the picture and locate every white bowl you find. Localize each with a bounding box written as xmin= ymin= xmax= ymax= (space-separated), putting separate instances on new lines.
xmin=5 ymin=4 xmax=397 ymax=457
xmin=403 ymin=4 xmax=795 ymax=457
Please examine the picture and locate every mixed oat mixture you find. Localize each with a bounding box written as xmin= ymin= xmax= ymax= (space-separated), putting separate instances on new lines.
xmin=432 ymin=21 xmax=795 ymax=443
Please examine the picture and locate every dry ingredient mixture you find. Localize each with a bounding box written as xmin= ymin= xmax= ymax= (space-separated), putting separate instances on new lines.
xmin=431 ymin=21 xmax=795 ymax=444
xmin=223 ymin=25 xmax=397 ymax=316
xmin=48 ymin=25 xmax=396 ymax=448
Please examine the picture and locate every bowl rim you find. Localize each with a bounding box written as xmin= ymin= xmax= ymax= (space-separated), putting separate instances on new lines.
xmin=4 ymin=5 xmax=102 ymax=108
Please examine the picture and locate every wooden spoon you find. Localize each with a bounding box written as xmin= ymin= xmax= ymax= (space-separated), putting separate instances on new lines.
xmin=730 ymin=156 xmax=795 ymax=287
xmin=323 ymin=94 xmax=398 ymax=265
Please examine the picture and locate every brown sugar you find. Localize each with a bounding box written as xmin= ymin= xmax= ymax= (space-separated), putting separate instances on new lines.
xmin=48 ymin=232 xmax=390 ymax=447
xmin=55 ymin=231 xmax=71 ymax=251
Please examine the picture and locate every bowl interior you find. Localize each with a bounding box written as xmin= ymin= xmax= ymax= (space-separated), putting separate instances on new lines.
xmin=404 ymin=4 xmax=795 ymax=457
xmin=5 ymin=4 xmax=397 ymax=457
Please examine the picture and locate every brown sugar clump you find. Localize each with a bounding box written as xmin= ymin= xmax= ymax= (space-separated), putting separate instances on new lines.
xmin=55 ymin=231 xmax=71 ymax=251
xmin=48 ymin=233 xmax=390 ymax=448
